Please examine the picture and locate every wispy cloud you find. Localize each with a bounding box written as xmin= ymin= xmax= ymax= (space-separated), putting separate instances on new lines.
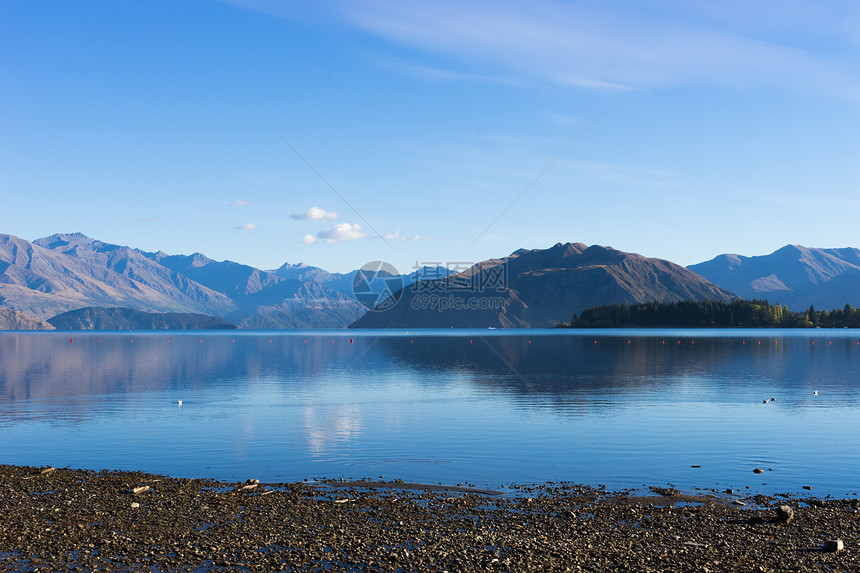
xmin=549 ymin=114 xmax=582 ymax=128
xmin=364 ymin=53 xmax=520 ymax=85
xmin=231 ymin=199 xmax=249 ymax=207
xmin=471 ymin=133 xmax=563 ymax=146
xmin=290 ymin=206 xmax=339 ymax=221
xmin=234 ymin=223 xmax=257 ymax=231
xmin=132 ymin=217 xmax=156 ymax=223
xmin=340 ymin=1 xmax=769 ymax=91
xmin=569 ymin=160 xmax=683 ymax=189
xmin=301 ymin=223 xmax=366 ymax=244
xmin=228 ymin=0 xmax=860 ymax=99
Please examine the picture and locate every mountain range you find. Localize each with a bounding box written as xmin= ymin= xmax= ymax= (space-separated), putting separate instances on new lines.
xmin=0 ymin=232 xmax=448 ymax=329
xmin=688 ymin=245 xmax=860 ymax=311
xmin=2 ymin=232 xmax=859 ymax=329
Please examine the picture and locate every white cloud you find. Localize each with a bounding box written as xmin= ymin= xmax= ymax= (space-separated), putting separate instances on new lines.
xmin=132 ymin=217 xmax=156 ymax=223
xmin=291 ymin=206 xmax=339 ymax=221
xmin=231 ymin=199 xmax=249 ymax=207
xmin=319 ymin=223 xmax=365 ymax=242
xmin=234 ymin=223 xmax=257 ymax=231
xmin=381 ymin=230 xmax=422 ymax=241
xmin=302 ymin=223 xmax=366 ymax=244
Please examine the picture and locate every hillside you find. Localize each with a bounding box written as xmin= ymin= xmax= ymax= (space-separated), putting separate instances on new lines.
xmin=351 ymin=243 xmax=737 ymax=328
xmin=0 ymin=233 xmax=216 ymax=319
xmin=0 ymin=309 xmax=55 ymax=330
xmin=688 ymin=245 xmax=860 ymax=311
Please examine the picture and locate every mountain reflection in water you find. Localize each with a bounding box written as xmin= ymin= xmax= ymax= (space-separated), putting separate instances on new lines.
xmin=1 ymin=330 xmax=858 ymax=496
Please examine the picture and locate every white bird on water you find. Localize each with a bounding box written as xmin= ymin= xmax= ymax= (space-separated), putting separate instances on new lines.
xmin=178 ymin=400 xmax=183 ymax=407
xmin=813 ymin=390 xmax=819 ymax=396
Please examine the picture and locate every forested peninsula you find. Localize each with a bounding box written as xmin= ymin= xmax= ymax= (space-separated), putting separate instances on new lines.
xmin=559 ymin=299 xmax=860 ymax=328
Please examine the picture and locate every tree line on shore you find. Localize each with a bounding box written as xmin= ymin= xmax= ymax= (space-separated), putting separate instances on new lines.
xmin=559 ymin=299 xmax=860 ymax=328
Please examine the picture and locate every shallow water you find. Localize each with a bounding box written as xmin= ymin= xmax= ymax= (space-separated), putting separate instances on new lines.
xmin=1 ymin=329 xmax=858 ymax=496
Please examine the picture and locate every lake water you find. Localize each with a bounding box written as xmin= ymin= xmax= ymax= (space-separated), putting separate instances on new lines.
xmin=1 ymin=329 xmax=859 ymax=497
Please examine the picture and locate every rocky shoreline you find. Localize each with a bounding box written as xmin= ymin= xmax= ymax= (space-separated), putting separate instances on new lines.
xmin=1 ymin=465 xmax=857 ymax=572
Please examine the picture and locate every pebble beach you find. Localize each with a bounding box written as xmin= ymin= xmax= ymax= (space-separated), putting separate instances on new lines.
xmin=1 ymin=465 xmax=857 ymax=572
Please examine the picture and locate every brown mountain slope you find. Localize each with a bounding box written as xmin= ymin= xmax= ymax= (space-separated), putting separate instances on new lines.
xmin=350 ymin=243 xmax=737 ymax=328
xmin=0 ymin=233 xmax=224 ymax=319
xmin=34 ymin=233 xmax=237 ymax=316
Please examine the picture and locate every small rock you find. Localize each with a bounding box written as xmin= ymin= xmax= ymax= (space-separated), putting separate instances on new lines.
xmin=725 ymin=489 xmax=734 ymax=494
xmin=753 ymin=468 xmax=764 ymax=474
xmin=802 ymin=485 xmax=812 ymax=490
xmin=774 ymin=505 xmax=794 ymax=524
xmin=822 ymin=539 xmax=844 ymax=553
xmin=733 ymin=500 xmax=746 ymax=506
xmin=131 ymin=502 xmax=140 ymax=509
xmin=246 ymin=478 xmax=260 ymax=485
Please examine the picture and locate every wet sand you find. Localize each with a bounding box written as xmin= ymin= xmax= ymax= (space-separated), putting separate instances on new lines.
xmin=1 ymin=464 xmax=857 ymax=572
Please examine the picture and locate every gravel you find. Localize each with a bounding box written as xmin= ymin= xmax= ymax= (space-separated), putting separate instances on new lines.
xmin=1 ymin=464 xmax=858 ymax=572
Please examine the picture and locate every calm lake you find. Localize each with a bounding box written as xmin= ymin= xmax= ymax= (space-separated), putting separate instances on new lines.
xmin=1 ymin=329 xmax=858 ymax=497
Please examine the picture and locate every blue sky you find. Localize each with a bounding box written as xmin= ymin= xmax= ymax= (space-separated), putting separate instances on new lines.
xmin=3 ymin=1 xmax=860 ymax=273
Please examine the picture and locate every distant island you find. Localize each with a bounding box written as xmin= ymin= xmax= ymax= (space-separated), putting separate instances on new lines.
xmin=47 ymin=307 xmax=237 ymax=331
xmin=559 ymin=299 xmax=860 ymax=328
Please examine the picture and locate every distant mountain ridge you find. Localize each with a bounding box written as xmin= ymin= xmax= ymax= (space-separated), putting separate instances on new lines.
xmin=5 ymin=233 xmax=860 ymax=330
xmin=351 ymin=242 xmax=737 ymax=328
xmin=1 ymin=233 xmax=364 ymax=328
xmin=688 ymin=245 xmax=860 ymax=311
xmin=0 ymin=232 xmax=453 ymax=329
